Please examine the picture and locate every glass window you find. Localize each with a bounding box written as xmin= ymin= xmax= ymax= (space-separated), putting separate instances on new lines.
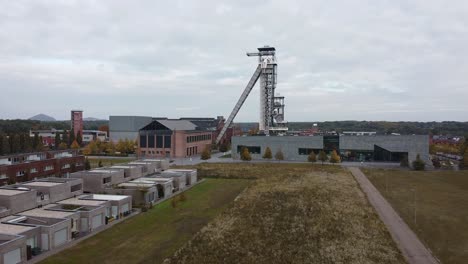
xmin=164 ymin=136 xmax=171 ymax=148
xmin=140 ymin=135 xmax=147 ymax=148
xmin=156 ymin=136 xmax=163 ymax=148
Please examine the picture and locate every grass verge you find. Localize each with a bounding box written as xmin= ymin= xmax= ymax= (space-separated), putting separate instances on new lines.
xmin=363 ymin=168 xmax=468 ymax=264
xmin=86 ymin=157 xmax=136 ymax=169
xmin=39 ymin=178 xmax=250 ymax=264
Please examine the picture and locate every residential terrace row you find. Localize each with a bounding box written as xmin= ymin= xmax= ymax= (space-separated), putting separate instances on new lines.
xmin=0 ymin=158 xmax=198 ymax=264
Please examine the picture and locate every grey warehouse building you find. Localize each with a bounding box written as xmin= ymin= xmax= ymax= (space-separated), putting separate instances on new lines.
xmin=232 ymin=135 xmax=430 ymax=165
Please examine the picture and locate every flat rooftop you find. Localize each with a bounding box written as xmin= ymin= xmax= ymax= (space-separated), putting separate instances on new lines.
xmin=82 ymin=194 xmax=128 ymax=201
xmin=19 ymin=206 xmax=77 ymax=219
xmin=58 ymin=197 xmax=108 ymax=206
xmin=0 ymin=189 xmax=31 ymax=196
xmin=89 ymin=169 xmax=120 ymax=173
xmin=118 ymin=182 xmax=155 ymax=188
xmin=138 ymin=177 xmax=172 ymax=183
xmin=111 ymin=165 xmax=138 ymax=169
xmin=22 ymin=181 xmax=62 ymax=187
xmin=0 ymin=223 xmax=36 ymax=234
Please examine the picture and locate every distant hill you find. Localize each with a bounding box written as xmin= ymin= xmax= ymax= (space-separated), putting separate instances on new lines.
xmin=28 ymin=114 xmax=56 ymax=121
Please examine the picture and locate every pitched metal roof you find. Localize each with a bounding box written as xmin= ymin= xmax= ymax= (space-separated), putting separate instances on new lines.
xmin=155 ymin=120 xmax=197 ymax=131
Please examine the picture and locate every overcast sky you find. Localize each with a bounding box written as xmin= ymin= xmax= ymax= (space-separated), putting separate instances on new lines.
xmin=1 ymin=0 xmax=467 ymax=122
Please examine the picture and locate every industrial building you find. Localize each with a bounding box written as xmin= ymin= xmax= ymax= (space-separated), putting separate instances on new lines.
xmin=109 ymin=116 xmax=233 ymax=150
xmin=138 ymin=119 xmax=213 ymax=159
xmin=0 ymin=150 xmax=85 ymax=185
xmin=232 ymin=135 xmax=430 ymax=165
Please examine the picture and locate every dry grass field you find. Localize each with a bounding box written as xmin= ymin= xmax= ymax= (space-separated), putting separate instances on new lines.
xmin=364 ymin=168 xmax=468 ymax=264
xmin=165 ymin=163 xmax=405 ymax=264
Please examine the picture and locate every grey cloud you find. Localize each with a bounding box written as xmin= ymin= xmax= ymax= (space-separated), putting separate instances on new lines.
xmin=0 ymin=0 xmax=467 ymax=121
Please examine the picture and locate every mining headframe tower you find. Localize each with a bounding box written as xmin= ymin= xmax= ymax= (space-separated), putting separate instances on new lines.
xmin=216 ymin=46 xmax=288 ymax=144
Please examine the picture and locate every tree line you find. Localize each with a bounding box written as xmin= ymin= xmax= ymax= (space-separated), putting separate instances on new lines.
xmin=0 ymin=120 xmax=108 ymax=134
xmin=0 ymin=129 xmax=84 ymax=156
xmin=236 ymin=121 xmax=468 ymax=136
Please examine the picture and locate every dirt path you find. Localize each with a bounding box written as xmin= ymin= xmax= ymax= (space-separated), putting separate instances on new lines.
xmin=348 ymin=167 xmax=439 ymax=264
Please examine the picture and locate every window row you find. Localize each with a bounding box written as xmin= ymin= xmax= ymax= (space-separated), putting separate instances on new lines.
xmin=187 ymin=134 xmax=211 ymax=143
xmin=186 ymin=146 xmax=198 ymax=156
xmin=140 ymin=135 xmax=172 ymax=148
xmin=236 ymin=146 xmax=261 ymax=154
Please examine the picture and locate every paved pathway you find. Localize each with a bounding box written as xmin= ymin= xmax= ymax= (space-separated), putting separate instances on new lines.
xmin=348 ymin=167 xmax=439 ymax=264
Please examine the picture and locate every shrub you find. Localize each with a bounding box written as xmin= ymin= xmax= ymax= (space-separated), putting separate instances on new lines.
xmin=201 ymin=146 xmax=211 ymax=160
xmin=412 ymin=154 xmax=426 ymax=171
xmin=98 ymin=160 xmax=103 ymax=167
xmin=240 ymin=147 xmax=252 ymax=161
xmin=275 ymin=149 xmax=284 ymax=161
xmin=308 ymin=151 xmax=316 ymax=162
xmin=330 ymin=150 xmax=341 ymax=163
xmin=400 ymin=155 xmax=409 ymax=167
xmin=432 ymin=158 xmax=441 ymax=169
xmin=219 ymin=143 xmax=229 ymax=152
xmin=263 ymin=147 xmax=272 ymax=159
xmin=179 ymin=192 xmax=187 ymax=202
xmin=318 ymin=150 xmax=328 ymax=165
xmin=171 ymin=198 xmax=178 ymax=208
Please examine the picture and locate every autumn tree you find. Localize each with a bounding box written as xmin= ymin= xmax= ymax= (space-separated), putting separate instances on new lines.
xmin=318 ymin=150 xmax=328 ymax=165
xmin=58 ymin=142 xmax=68 ymax=150
xmin=105 ymin=141 xmax=116 ymax=155
xmin=201 ymin=146 xmax=211 ymax=160
xmin=275 ymin=149 xmax=284 ymax=161
xmin=308 ymin=151 xmax=316 ymax=162
xmin=70 ymin=140 xmax=80 ymax=149
xmin=330 ymin=150 xmax=341 ymax=163
xmin=262 ymin=147 xmax=272 ymax=159
xmin=240 ymin=147 xmax=252 ymax=161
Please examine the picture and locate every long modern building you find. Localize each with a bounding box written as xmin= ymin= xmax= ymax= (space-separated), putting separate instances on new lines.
xmin=232 ymin=135 xmax=430 ymax=165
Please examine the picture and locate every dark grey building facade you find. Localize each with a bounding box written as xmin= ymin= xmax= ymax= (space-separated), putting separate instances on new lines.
xmin=232 ymin=135 xmax=430 ymax=165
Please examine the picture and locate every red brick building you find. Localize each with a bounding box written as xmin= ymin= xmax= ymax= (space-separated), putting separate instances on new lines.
xmin=0 ymin=150 xmax=85 ymax=185
xmin=71 ymin=110 xmax=83 ymax=136
xmin=138 ymin=120 xmax=212 ymax=159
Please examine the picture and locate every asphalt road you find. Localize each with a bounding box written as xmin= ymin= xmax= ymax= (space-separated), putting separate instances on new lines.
xmin=348 ymin=167 xmax=439 ymax=264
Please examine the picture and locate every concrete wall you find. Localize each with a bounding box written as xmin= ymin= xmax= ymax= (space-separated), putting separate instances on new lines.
xmin=104 ymin=187 xmax=157 ymax=206
xmin=160 ymin=172 xmax=186 ymax=191
xmin=0 ymin=191 xmax=37 ymax=214
xmin=165 ymin=170 xmax=197 ymax=185
xmin=232 ymin=136 xmax=324 ymax=161
xmin=0 ymin=234 xmax=26 ymax=264
xmin=70 ymin=172 xmax=105 ymax=193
